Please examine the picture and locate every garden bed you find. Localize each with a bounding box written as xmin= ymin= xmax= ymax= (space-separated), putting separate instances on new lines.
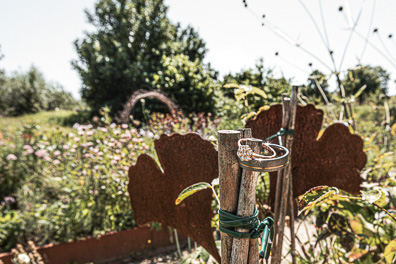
xmin=0 ymin=226 xmax=186 ymax=264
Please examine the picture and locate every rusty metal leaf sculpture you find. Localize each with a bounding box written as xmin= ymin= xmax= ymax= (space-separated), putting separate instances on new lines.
xmin=246 ymin=104 xmax=367 ymax=203
xmin=128 ymin=133 xmax=221 ymax=262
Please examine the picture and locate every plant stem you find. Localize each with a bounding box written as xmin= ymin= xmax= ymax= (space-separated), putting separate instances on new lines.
xmin=174 ymin=228 xmax=182 ymax=258
xmin=373 ymin=202 xmax=396 ymax=223
xmin=210 ymin=186 xmax=220 ymax=206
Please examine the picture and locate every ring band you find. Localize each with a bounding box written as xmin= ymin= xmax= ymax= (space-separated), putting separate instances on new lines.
xmin=237 ymin=138 xmax=277 ymax=161
xmin=236 ymin=139 xmax=289 ymax=172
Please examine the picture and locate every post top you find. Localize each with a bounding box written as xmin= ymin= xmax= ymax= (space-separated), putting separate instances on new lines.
xmin=218 ymin=130 xmax=241 ymax=135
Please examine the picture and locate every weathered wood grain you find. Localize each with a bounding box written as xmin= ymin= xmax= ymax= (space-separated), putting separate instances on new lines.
xmin=231 ymin=138 xmax=261 ymax=263
xmin=218 ymin=130 xmax=241 ymax=264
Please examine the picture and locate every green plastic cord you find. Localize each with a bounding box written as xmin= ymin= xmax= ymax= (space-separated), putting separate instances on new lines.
xmin=265 ymin=128 xmax=295 ymax=146
xmin=218 ymin=208 xmax=274 ymax=259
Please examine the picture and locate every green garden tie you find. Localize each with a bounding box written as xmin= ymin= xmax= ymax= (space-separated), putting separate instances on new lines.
xmin=265 ymin=128 xmax=295 ymax=146
xmin=218 ymin=208 xmax=274 ymax=259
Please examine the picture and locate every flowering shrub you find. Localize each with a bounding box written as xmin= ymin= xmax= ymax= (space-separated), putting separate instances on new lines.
xmin=0 ymin=121 xmax=155 ymax=252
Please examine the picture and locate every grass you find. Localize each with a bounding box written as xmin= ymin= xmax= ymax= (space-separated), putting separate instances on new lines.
xmin=0 ymin=110 xmax=77 ymax=136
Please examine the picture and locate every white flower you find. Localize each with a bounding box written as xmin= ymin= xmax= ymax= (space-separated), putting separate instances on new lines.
xmin=17 ymin=253 xmax=30 ymax=263
xmin=6 ymin=154 xmax=17 ymax=161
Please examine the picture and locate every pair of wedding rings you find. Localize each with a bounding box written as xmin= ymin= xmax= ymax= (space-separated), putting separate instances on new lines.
xmin=236 ymin=138 xmax=289 ymax=172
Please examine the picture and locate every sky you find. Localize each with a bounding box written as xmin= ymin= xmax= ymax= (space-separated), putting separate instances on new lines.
xmin=1 ymin=0 xmax=396 ymax=99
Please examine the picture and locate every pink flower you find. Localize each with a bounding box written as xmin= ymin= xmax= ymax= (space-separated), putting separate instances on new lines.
xmin=63 ymin=145 xmax=70 ymax=150
xmin=6 ymin=154 xmax=17 ymax=161
xmin=86 ymin=131 xmax=94 ymax=136
xmin=92 ymin=148 xmax=99 ymax=153
xmin=132 ymin=138 xmax=143 ymax=143
xmin=43 ymin=156 xmax=51 ymax=162
xmin=78 ymin=131 xmax=84 ymax=136
xmin=35 ymin=149 xmax=47 ymax=157
xmin=23 ymin=145 xmax=34 ymax=154
xmin=124 ymin=166 xmax=129 ymax=171
xmin=84 ymin=153 xmax=90 ymax=158
xmin=110 ymin=123 xmax=117 ymax=128
xmin=74 ymin=137 xmax=80 ymax=142
xmin=53 ymin=159 xmax=60 ymax=165
xmin=113 ymin=156 xmax=121 ymax=161
xmin=53 ymin=150 xmax=61 ymax=156
xmin=108 ymin=142 xmax=115 ymax=147
xmin=121 ymin=124 xmax=128 ymax=129
xmin=100 ymin=128 xmax=107 ymax=133
xmin=98 ymin=151 xmax=104 ymax=156
xmin=121 ymin=132 xmax=132 ymax=140
xmin=114 ymin=130 xmax=121 ymax=136
xmin=70 ymin=149 xmax=76 ymax=153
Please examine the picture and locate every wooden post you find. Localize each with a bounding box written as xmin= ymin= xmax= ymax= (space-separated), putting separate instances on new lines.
xmin=248 ymin=238 xmax=260 ymax=264
xmin=272 ymin=95 xmax=290 ymax=254
xmin=218 ymin=130 xmax=242 ymax=264
xmin=231 ymin=138 xmax=261 ymax=263
xmin=289 ymin=183 xmax=296 ymax=264
xmin=272 ymin=86 xmax=298 ymax=264
xmin=287 ymin=87 xmax=298 ymax=264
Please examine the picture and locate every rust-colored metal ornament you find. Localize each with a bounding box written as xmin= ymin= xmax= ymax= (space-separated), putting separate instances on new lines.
xmin=246 ymin=104 xmax=367 ymax=203
xmin=128 ymin=133 xmax=221 ymax=262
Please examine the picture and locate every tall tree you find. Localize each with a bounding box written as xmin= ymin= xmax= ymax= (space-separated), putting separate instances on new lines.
xmin=222 ymin=59 xmax=290 ymax=111
xmin=0 ymin=66 xmax=77 ymax=116
xmin=342 ymin=65 xmax=390 ymax=103
xmin=73 ymin=0 xmax=216 ymax=116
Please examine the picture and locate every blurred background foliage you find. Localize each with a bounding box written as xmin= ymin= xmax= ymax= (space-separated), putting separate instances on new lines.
xmin=0 ymin=0 xmax=395 ymax=262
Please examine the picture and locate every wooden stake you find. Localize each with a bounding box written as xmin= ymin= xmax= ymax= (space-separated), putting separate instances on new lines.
xmin=289 ymin=188 xmax=296 ymax=264
xmin=218 ymin=129 xmax=243 ymax=263
xmin=287 ymin=87 xmax=298 ymax=264
xmin=231 ymin=138 xmax=261 ymax=263
xmin=272 ymin=86 xmax=298 ymax=264
xmin=248 ymin=239 xmax=260 ymax=264
xmin=272 ymin=95 xmax=290 ymax=255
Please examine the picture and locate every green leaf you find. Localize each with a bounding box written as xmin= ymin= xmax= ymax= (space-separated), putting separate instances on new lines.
xmin=298 ymin=186 xmax=339 ymax=216
xmin=239 ymin=85 xmax=252 ymax=93
xmin=235 ymin=93 xmax=246 ymax=102
xmin=330 ymin=94 xmax=343 ymax=102
xmin=349 ymin=216 xmax=375 ymax=237
xmin=361 ymin=189 xmax=385 ymax=204
xmin=328 ymin=213 xmax=350 ymax=236
xmin=244 ymin=111 xmax=257 ymax=122
xmin=352 ymin=84 xmax=367 ymax=99
xmin=175 ymin=182 xmax=211 ymax=205
xmin=223 ymin=83 xmax=240 ymax=89
xmin=384 ymin=239 xmax=396 ymax=264
xmin=250 ymin=87 xmax=268 ymax=98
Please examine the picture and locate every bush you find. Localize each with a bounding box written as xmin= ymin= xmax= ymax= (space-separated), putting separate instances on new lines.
xmin=0 ymin=121 xmax=153 ymax=252
xmin=0 ymin=66 xmax=79 ymax=116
